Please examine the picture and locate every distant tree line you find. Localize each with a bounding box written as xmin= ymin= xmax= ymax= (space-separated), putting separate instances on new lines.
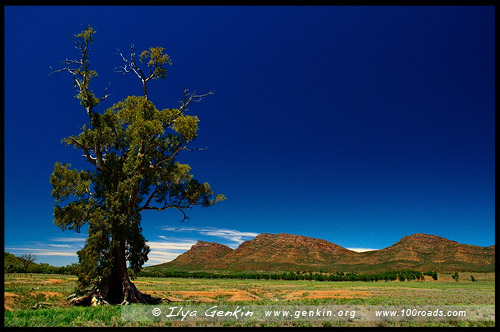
xmin=138 ymin=269 xmax=439 ymax=282
xmin=4 ymin=252 xmax=441 ymax=282
xmin=4 ymin=252 xmax=80 ymax=275
xmin=423 ymin=270 xmax=439 ymax=280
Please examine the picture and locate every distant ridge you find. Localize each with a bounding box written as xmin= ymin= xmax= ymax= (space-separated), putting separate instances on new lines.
xmin=152 ymin=233 xmax=495 ymax=273
xmin=164 ymin=241 xmax=233 ymax=270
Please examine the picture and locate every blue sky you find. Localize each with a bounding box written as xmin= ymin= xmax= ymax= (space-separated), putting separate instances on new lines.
xmin=4 ymin=6 xmax=495 ymax=266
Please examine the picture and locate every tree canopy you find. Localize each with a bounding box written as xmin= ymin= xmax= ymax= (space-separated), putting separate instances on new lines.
xmin=50 ymin=26 xmax=224 ymax=305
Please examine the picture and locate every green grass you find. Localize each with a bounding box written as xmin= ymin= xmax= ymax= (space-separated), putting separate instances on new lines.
xmin=5 ymin=306 xmax=120 ymax=327
xmin=6 ymin=307 xmax=495 ymax=328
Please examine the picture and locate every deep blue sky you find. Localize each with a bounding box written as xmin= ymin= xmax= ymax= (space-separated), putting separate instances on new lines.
xmin=4 ymin=6 xmax=495 ymax=266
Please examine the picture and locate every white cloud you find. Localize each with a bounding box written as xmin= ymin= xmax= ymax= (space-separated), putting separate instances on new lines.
xmin=30 ymin=251 xmax=77 ymax=257
xmin=160 ymin=226 xmax=259 ymax=245
xmin=5 ymin=247 xmax=78 ymax=257
xmin=7 ymin=237 xmax=193 ymax=265
xmin=147 ymin=240 xmax=197 ymax=251
xmin=142 ymin=238 xmax=198 ymax=266
xmin=50 ymin=237 xmax=87 ymax=242
xmin=48 ymin=244 xmax=72 ymax=248
xmin=346 ymin=248 xmax=379 ymax=253
xmin=144 ymin=251 xmax=183 ymax=265
xmin=5 ymin=247 xmax=43 ymax=251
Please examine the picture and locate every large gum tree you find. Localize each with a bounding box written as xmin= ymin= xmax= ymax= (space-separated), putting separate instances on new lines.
xmin=50 ymin=27 xmax=225 ymax=305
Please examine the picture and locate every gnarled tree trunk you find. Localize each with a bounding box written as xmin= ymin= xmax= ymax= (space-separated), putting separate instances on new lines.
xmin=70 ymin=235 xmax=158 ymax=306
xmin=105 ymin=234 xmax=146 ymax=304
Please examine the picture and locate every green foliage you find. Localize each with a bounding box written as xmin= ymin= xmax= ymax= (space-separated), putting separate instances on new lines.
xmin=19 ymin=254 xmax=37 ymax=273
xmin=50 ymin=26 xmax=224 ymax=296
xmin=4 ymin=252 xmax=23 ymax=273
xmin=452 ymin=272 xmax=459 ymax=282
xmin=76 ymin=26 xmax=96 ymax=43
xmin=71 ymin=26 xmax=101 ymax=111
xmin=172 ymin=114 xmax=199 ymax=140
xmin=4 ymin=252 xmax=80 ymax=274
xmin=139 ymin=46 xmax=171 ymax=79
xmin=137 ymin=269 xmax=429 ymax=283
xmin=424 ymin=271 xmax=438 ymax=280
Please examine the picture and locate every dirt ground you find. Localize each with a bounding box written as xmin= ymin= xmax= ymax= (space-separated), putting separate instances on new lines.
xmin=283 ymin=290 xmax=373 ymax=300
xmin=140 ymin=288 xmax=374 ymax=303
xmin=4 ymin=292 xmax=20 ymax=311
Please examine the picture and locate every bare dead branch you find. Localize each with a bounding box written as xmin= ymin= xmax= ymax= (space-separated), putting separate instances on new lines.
xmin=115 ymin=45 xmax=149 ymax=99
xmin=185 ymin=147 xmax=208 ymax=152
xmin=99 ymin=83 xmax=112 ymax=102
xmin=50 ymin=37 xmax=109 ymax=119
xmin=179 ymin=88 xmax=214 ymax=114
xmin=115 ymin=47 xmax=142 ymax=80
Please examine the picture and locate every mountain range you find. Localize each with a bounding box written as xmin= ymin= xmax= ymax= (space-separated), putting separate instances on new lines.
xmin=152 ymin=233 xmax=495 ymax=273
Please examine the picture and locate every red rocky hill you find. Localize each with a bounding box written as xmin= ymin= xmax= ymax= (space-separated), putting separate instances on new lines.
xmin=153 ymin=233 xmax=495 ymax=273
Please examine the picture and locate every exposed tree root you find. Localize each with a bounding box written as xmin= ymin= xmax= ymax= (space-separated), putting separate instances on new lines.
xmin=68 ymin=280 xmax=161 ymax=306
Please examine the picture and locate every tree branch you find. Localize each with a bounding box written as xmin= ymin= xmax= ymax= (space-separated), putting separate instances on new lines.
xmin=150 ymin=144 xmax=186 ymax=171
xmin=70 ymin=138 xmax=97 ymax=167
xmin=140 ymin=187 xmax=158 ymax=212
xmin=139 ymin=205 xmax=189 ymax=222
xmin=99 ymin=83 xmax=111 ymax=102
xmin=115 ymin=45 xmax=149 ymax=100
xmin=185 ymin=146 xmax=208 ymax=152
xmin=93 ymin=142 xmax=111 ymax=173
xmin=50 ymin=29 xmax=109 ymax=120
xmin=129 ymin=181 xmax=142 ymax=213
xmin=70 ymin=138 xmax=111 ymax=173
xmin=115 ymin=47 xmax=142 ymax=80
xmin=178 ymin=87 xmax=214 ymax=114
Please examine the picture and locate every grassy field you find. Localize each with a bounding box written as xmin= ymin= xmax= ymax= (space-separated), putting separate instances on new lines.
xmin=4 ymin=273 xmax=495 ymax=327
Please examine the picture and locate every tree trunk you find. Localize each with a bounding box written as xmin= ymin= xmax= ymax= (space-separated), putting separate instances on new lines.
xmin=104 ymin=234 xmax=148 ymax=304
xmin=71 ymin=234 xmax=159 ymax=306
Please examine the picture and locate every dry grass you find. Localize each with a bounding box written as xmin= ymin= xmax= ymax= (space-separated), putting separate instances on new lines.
xmin=3 ymin=273 xmax=495 ymax=327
